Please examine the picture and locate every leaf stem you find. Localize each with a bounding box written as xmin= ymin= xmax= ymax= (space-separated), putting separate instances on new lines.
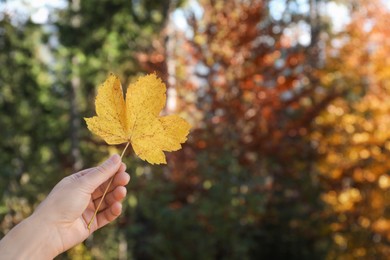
xmin=87 ymin=142 xmax=130 ymax=231
xmin=120 ymin=142 xmax=130 ymax=158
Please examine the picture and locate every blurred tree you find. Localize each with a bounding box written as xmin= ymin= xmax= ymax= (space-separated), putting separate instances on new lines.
xmin=135 ymin=0 xmax=336 ymax=258
xmin=55 ymin=0 xmax=178 ymax=169
xmin=313 ymin=0 xmax=390 ymax=258
xmin=0 ymin=13 xmax=68 ymax=238
xmin=54 ymin=0 xmax=185 ymax=258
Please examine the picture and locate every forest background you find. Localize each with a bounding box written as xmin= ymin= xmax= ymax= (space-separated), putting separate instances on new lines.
xmin=1 ymin=0 xmax=390 ymax=259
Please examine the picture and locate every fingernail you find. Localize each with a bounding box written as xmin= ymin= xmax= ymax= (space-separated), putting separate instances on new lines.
xmin=110 ymin=154 xmax=121 ymax=163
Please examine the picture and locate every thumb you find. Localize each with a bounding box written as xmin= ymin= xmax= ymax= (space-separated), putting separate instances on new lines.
xmin=81 ymin=154 xmax=122 ymax=192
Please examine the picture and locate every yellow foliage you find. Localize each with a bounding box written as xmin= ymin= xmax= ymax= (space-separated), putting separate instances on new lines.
xmin=378 ymin=175 xmax=390 ymax=189
xmin=322 ymin=188 xmax=362 ymax=212
xmin=85 ymin=73 xmax=191 ymax=164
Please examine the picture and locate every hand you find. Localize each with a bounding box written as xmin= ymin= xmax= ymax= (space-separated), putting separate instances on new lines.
xmin=0 ymin=154 xmax=130 ymax=259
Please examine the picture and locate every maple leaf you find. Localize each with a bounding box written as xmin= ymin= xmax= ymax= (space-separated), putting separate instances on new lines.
xmin=85 ymin=73 xmax=191 ymax=164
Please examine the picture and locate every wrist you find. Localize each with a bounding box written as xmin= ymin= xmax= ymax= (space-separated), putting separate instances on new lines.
xmin=0 ymin=214 xmax=60 ymax=259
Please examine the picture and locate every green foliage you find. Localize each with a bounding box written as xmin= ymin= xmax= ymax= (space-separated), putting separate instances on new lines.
xmin=127 ymin=152 xmax=265 ymax=259
xmin=0 ymin=15 xmax=70 ymax=236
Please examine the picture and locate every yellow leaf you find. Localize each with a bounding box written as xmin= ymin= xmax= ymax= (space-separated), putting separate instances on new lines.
xmin=85 ymin=73 xmax=191 ymax=164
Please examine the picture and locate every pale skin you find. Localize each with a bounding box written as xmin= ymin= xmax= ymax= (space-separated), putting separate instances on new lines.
xmin=0 ymin=154 xmax=130 ymax=259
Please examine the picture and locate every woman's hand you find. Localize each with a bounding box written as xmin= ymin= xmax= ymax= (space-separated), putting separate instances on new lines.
xmin=0 ymin=154 xmax=130 ymax=259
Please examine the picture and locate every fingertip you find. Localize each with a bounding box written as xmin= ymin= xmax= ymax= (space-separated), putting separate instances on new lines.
xmin=96 ymin=201 xmax=123 ymax=228
xmin=119 ymin=162 xmax=126 ymax=172
xmin=115 ymin=186 xmax=127 ymax=200
xmin=112 ymin=201 xmax=122 ymax=216
xmin=121 ymin=186 xmax=127 ymax=197
xmin=110 ymin=154 xmax=121 ymax=164
xmin=124 ymin=172 xmax=130 ymax=184
xmin=82 ymin=155 xmax=122 ymax=192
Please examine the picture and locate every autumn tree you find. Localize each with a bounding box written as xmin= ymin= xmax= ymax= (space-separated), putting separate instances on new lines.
xmin=313 ymin=0 xmax=390 ymax=258
xmin=136 ymin=0 xmax=337 ymax=258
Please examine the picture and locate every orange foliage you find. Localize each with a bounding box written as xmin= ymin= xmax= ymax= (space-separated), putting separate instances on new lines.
xmin=138 ymin=0 xmax=390 ymax=258
xmin=314 ymin=0 xmax=390 ymax=257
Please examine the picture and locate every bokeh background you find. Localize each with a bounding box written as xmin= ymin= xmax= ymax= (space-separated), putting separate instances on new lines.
xmin=1 ymin=0 xmax=390 ymax=259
